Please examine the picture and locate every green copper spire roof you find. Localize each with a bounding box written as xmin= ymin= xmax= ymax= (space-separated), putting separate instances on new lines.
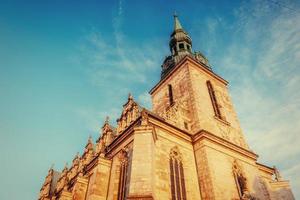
xmin=174 ymin=14 xmax=183 ymax=30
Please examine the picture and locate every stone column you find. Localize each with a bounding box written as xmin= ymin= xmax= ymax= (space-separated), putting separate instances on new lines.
xmin=58 ymin=187 xmax=72 ymax=200
xmin=72 ymin=174 xmax=89 ymax=200
xmin=86 ymin=157 xmax=112 ymax=200
xmin=127 ymin=125 xmax=154 ymax=200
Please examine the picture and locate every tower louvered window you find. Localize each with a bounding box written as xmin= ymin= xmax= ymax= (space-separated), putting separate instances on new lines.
xmin=168 ymin=84 xmax=174 ymax=106
xmin=169 ymin=147 xmax=186 ymax=200
xmin=118 ymin=150 xmax=128 ymax=200
xmin=206 ymin=81 xmax=222 ymax=119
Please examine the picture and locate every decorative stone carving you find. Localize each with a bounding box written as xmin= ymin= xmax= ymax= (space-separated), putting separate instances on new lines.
xmin=102 ymin=117 xmax=115 ymax=146
xmin=81 ymin=136 xmax=95 ymax=166
xmin=141 ymin=109 xmax=149 ymax=126
xmin=68 ymin=153 xmax=80 ymax=181
xmin=39 ymin=168 xmax=52 ymax=199
xmin=274 ymin=166 xmax=282 ymax=181
xmin=169 ymin=146 xmax=182 ymax=161
xmin=56 ymin=164 xmax=69 ymax=193
xmin=118 ymin=148 xmax=129 ymax=162
xmin=232 ymin=160 xmax=254 ymax=199
xmin=117 ymin=94 xmax=141 ymax=134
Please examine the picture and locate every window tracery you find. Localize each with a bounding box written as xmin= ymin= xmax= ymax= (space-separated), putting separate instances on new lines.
xmin=118 ymin=149 xmax=129 ymax=200
xmin=232 ymin=160 xmax=248 ymax=199
xmin=169 ymin=146 xmax=186 ymax=200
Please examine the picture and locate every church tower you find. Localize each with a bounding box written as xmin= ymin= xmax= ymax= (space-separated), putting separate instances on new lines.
xmin=39 ymin=15 xmax=294 ymax=200
xmin=150 ymin=15 xmax=248 ymax=149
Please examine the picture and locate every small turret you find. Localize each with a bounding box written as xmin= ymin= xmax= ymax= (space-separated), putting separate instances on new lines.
xmin=116 ymin=93 xmax=141 ymax=134
xmin=102 ymin=116 xmax=115 ymax=146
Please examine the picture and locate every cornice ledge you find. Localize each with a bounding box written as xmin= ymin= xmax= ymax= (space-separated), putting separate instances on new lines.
xmin=133 ymin=125 xmax=154 ymax=132
xmin=270 ymin=180 xmax=291 ymax=188
xmin=256 ymin=162 xmax=274 ymax=175
xmin=97 ymin=156 xmax=112 ymax=165
xmin=76 ymin=175 xmax=88 ymax=184
xmin=127 ymin=194 xmax=153 ymax=200
xmin=192 ymin=129 xmax=258 ymax=160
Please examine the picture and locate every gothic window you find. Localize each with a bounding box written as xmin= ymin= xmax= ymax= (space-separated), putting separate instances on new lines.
xmin=118 ymin=150 xmax=129 ymax=200
xmin=232 ymin=161 xmax=248 ymax=198
xmin=206 ymin=81 xmax=222 ymax=119
xmin=169 ymin=147 xmax=187 ymax=200
xmin=168 ymin=84 xmax=174 ymax=106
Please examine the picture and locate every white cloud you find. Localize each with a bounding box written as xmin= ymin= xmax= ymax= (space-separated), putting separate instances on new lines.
xmin=77 ymin=27 xmax=162 ymax=87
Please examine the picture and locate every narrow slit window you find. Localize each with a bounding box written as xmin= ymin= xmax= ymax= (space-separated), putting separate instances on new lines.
xmin=168 ymin=84 xmax=174 ymax=106
xmin=184 ymin=122 xmax=188 ymax=130
xmin=206 ymin=81 xmax=222 ymax=119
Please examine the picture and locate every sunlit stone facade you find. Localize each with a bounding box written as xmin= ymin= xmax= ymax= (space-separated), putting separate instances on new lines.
xmin=39 ymin=15 xmax=294 ymax=200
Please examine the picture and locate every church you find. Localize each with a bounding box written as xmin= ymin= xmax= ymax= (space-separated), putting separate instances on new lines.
xmin=38 ymin=15 xmax=294 ymax=200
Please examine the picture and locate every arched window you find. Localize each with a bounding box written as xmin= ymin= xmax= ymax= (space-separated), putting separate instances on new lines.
xmin=232 ymin=160 xmax=248 ymax=198
xmin=168 ymin=84 xmax=174 ymax=106
xmin=206 ymin=81 xmax=222 ymax=119
xmin=118 ymin=150 xmax=129 ymax=200
xmin=169 ymin=147 xmax=186 ymax=200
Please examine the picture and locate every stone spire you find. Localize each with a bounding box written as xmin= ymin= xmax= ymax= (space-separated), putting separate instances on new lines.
xmin=174 ymin=13 xmax=183 ymax=30
xmin=161 ymin=14 xmax=211 ymax=78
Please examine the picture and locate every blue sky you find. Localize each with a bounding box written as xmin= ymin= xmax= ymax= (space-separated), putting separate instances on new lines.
xmin=0 ymin=0 xmax=299 ymax=199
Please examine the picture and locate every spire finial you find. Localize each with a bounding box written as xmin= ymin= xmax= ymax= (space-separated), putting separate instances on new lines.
xmin=128 ymin=93 xmax=133 ymax=100
xmin=75 ymin=152 xmax=80 ymax=158
xmin=63 ymin=162 xmax=68 ymax=170
xmin=105 ymin=116 xmax=110 ymax=124
xmin=48 ymin=163 xmax=54 ymax=173
xmin=88 ymin=135 xmax=93 ymax=143
xmin=50 ymin=163 xmax=54 ymax=170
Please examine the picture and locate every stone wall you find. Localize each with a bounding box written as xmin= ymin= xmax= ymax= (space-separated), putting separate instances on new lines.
xmin=151 ymin=64 xmax=198 ymax=133
xmin=153 ymin=127 xmax=202 ymax=200
xmin=188 ymin=61 xmax=248 ymax=149
xmin=193 ymin=136 xmax=281 ymax=200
